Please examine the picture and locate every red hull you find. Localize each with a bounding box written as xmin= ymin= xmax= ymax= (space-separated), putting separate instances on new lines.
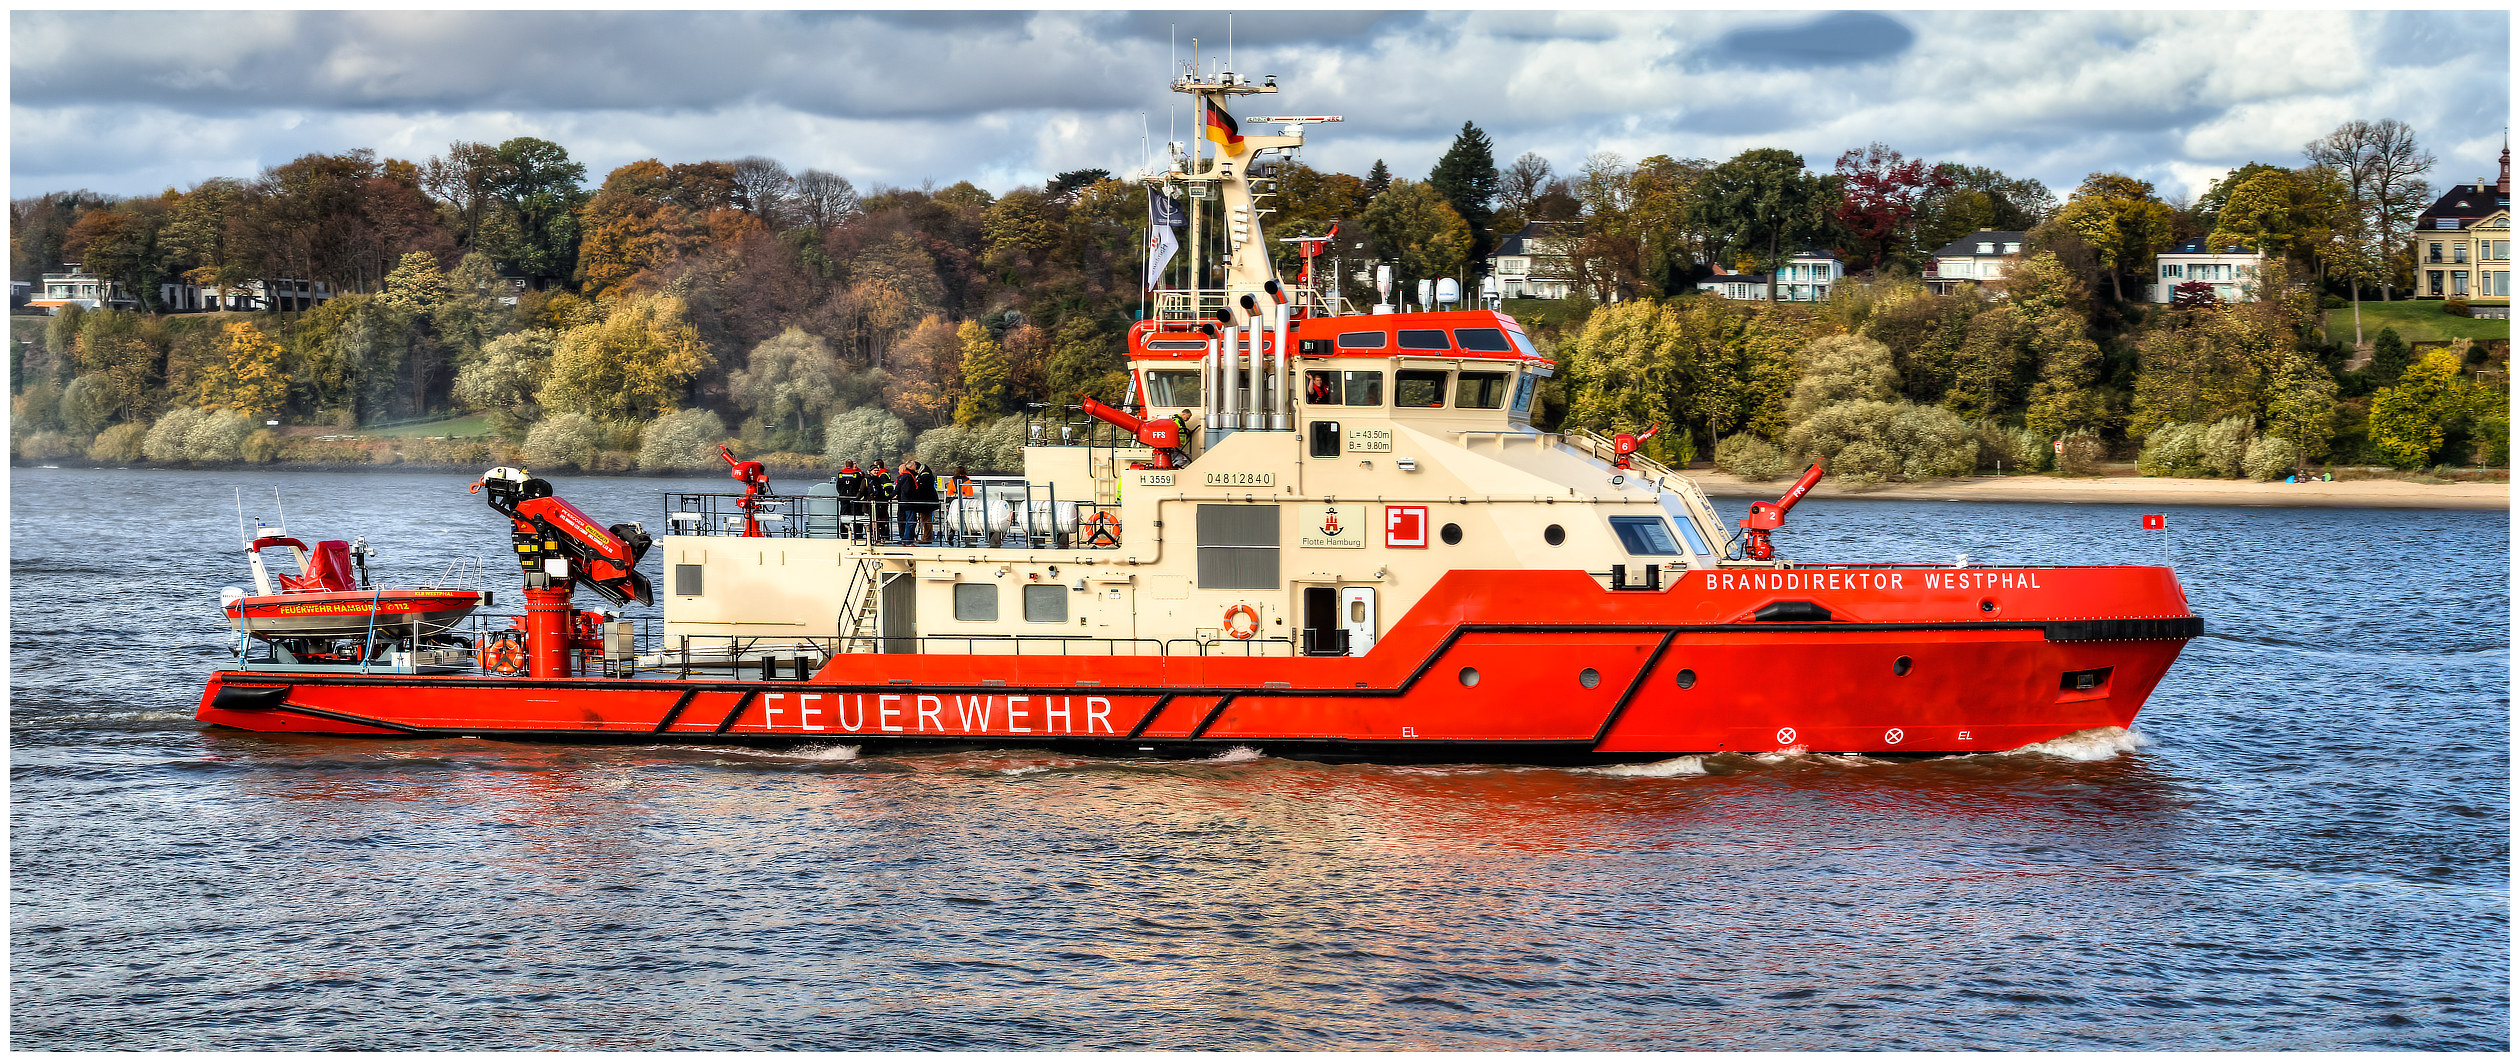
xmin=224 ymin=589 xmax=483 ymax=638
xmin=197 ymin=567 xmax=2198 ymax=761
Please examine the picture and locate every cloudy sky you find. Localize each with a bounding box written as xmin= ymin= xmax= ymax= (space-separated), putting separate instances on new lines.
xmin=9 ymin=9 xmax=2511 ymax=208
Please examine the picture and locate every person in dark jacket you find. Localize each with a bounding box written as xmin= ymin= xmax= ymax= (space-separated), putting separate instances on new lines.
xmin=892 ymin=460 xmax=924 ymax=544
xmin=834 ymin=460 xmax=865 ymax=541
xmin=911 ymin=461 xmax=940 ymax=543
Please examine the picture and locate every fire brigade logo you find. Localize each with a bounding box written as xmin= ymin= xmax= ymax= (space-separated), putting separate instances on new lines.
xmin=1384 ymin=505 xmax=1428 ymax=548
xmin=1321 ymin=508 xmax=1342 ymax=536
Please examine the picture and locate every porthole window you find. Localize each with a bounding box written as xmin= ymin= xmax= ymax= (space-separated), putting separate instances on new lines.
xmin=1544 ymin=524 xmax=1566 ymax=546
xmin=1979 ymin=598 xmax=1997 ymax=613
xmin=1893 ymin=656 xmax=1913 ymax=676
xmin=1675 ymin=668 xmax=1697 ymax=689
xmin=1579 ymin=668 xmax=1601 ymax=689
xmin=1458 ymin=666 xmax=1480 ymax=687
xmin=1440 ymin=522 xmax=1463 ymax=545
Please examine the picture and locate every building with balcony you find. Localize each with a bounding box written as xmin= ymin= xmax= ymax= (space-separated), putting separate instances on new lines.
xmin=1694 ymin=248 xmax=1843 ymax=302
xmin=1923 ymin=230 xmax=2025 ymax=295
xmin=2411 ymin=146 xmax=2511 ymax=300
xmin=27 ymin=264 xmax=139 ymax=313
xmin=2149 ymin=239 xmax=2265 ymax=303
xmin=1484 ymin=222 xmax=1577 ymax=299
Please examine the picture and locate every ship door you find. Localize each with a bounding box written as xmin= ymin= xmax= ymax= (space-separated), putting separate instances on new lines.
xmin=1301 ymin=586 xmax=1342 ymax=656
xmin=878 ymin=571 xmax=916 ymax=654
xmin=1339 ymin=587 xmax=1377 ymax=656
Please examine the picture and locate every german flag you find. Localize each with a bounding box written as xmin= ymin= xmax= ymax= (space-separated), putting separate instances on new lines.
xmin=1201 ymin=98 xmax=1245 ymax=157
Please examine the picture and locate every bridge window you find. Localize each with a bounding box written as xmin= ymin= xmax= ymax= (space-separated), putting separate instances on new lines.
xmin=1609 ymin=516 xmax=1682 ymax=556
xmin=1454 ymin=327 xmax=1512 ymax=352
xmin=1397 ymin=329 xmax=1450 ymax=350
xmin=1511 ymin=374 xmax=1537 ymax=414
xmin=1455 ymin=371 xmax=1509 ymax=409
xmin=1303 ymin=370 xmax=1383 ymax=406
xmin=1337 ymin=331 xmax=1387 ymax=350
xmin=1395 ymin=369 xmax=1449 ymax=408
xmin=1145 ymin=370 xmax=1201 ymax=407
xmin=1143 ymin=339 xmax=1207 ymax=351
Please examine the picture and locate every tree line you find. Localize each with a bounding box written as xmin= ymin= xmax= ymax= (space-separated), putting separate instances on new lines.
xmin=8 ymin=116 xmax=2502 ymax=479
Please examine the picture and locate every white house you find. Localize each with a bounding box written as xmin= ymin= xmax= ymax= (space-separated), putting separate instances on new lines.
xmin=1485 ymin=222 xmax=1576 ymax=299
xmin=29 ymin=264 xmax=140 ymax=313
xmin=1924 ymin=230 xmax=2025 ymax=295
xmin=155 ymin=277 xmax=337 ymax=313
xmin=2149 ymin=238 xmax=2263 ymax=303
xmin=1695 ymin=248 xmax=1843 ymax=302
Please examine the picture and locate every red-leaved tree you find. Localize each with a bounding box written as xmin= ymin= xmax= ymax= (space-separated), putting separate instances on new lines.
xmin=1831 ymin=143 xmax=1952 ymax=273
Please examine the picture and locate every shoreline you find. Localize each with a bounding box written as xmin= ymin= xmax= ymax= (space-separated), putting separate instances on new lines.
xmin=18 ymin=459 xmax=2510 ymax=511
xmin=1691 ymin=471 xmax=2510 ymax=511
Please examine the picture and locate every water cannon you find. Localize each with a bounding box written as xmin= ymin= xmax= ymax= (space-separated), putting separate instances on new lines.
xmin=1738 ymin=464 xmax=1825 ymax=561
xmin=720 ymin=445 xmax=772 ymax=538
xmin=1079 ymin=395 xmax=1185 ymax=468
xmin=1611 ymin=423 xmax=1661 ymax=470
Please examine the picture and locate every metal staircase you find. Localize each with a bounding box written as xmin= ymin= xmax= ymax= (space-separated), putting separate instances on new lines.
xmin=835 ymin=557 xmax=883 ymax=654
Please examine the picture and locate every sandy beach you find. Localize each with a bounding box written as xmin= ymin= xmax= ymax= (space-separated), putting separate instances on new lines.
xmin=1690 ymin=471 xmax=2510 ymax=511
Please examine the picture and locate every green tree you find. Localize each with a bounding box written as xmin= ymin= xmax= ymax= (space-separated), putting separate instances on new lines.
xmin=2366 ymin=327 xmax=2410 ymax=383
xmin=731 ymin=327 xmax=844 ymax=447
xmin=1786 ymin=335 xmax=1900 ymax=422
xmin=1688 ymin=148 xmax=1827 ymax=303
xmin=454 ymin=329 xmax=555 ymax=437
xmin=638 ymin=408 xmax=730 ymax=470
xmin=487 ymin=137 xmax=590 ymax=284
xmin=1359 ymin=180 xmax=1473 ymax=296
xmin=1363 ymin=159 xmax=1392 ymax=199
xmin=2021 ymin=315 xmax=2109 ymax=439
xmin=1427 ymin=121 xmax=1501 ymax=259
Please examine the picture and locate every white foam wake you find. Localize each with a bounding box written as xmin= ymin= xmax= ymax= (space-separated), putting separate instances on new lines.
xmin=2002 ymin=726 xmax=2149 ymax=762
xmin=1199 ymin=745 xmax=1267 ymax=764
xmin=1582 ymin=756 xmax=1709 ymax=778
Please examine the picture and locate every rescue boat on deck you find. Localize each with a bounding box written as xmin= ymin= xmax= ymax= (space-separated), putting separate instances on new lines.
xmin=195 ymin=66 xmax=2200 ymax=762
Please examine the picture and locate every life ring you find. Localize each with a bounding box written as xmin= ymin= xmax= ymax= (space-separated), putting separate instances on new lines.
xmin=1085 ymin=511 xmax=1121 ymax=548
xmin=1223 ymin=604 xmax=1260 ymax=640
xmin=484 ymin=635 xmax=529 ymax=676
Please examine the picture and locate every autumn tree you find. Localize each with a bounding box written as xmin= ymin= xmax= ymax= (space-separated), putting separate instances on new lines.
xmin=2050 ymin=172 xmax=2174 ymax=302
xmin=194 ymin=322 xmax=288 ymax=418
xmin=454 ymin=329 xmax=555 ymax=436
xmin=1831 ymin=143 xmax=1953 ymax=272
xmin=954 ymin=319 xmax=1011 ymax=426
xmin=882 ymin=315 xmax=963 ymax=429
xmin=538 ymin=295 xmax=714 ymax=420
xmin=2368 ymin=348 xmax=2469 ymax=467
xmin=792 ymin=169 xmax=862 ymax=232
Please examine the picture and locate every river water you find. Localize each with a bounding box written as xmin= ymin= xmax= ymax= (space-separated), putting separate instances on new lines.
xmin=9 ymin=466 xmax=2507 ymax=1049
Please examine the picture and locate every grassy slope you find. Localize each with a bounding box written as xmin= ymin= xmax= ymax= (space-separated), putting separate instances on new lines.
xmin=356 ymin=414 xmax=495 ymax=439
xmin=2323 ymin=299 xmax=2510 ymax=346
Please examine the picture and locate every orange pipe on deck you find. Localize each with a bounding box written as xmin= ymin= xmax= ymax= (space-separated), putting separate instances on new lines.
xmin=524 ymin=586 xmax=575 ymax=678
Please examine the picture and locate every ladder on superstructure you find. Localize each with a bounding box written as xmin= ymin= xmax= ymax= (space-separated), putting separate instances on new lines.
xmin=836 ymin=557 xmax=883 ymax=654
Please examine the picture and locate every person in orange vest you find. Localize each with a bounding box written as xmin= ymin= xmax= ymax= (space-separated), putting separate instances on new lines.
xmin=865 ymin=460 xmax=894 ymax=544
xmin=834 ymin=459 xmax=866 ymax=541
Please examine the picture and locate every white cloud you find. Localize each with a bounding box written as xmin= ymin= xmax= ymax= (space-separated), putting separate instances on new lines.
xmin=7 ymin=9 xmax=2508 ymax=205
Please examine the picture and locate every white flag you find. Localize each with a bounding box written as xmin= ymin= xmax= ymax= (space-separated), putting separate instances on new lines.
xmin=1145 ymin=192 xmax=1182 ymax=291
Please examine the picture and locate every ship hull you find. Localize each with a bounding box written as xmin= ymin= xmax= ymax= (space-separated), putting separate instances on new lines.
xmin=196 ymin=567 xmax=2199 ymax=761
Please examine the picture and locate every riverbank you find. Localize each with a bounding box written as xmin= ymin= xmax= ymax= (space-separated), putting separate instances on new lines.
xmin=1693 ymin=470 xmax=2510 ymax=511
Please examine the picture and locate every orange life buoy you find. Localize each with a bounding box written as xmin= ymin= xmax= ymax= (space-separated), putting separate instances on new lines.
xmin=1085 ymin=511 xmax=1121 ymax=548
xmin=484 ymin=636 xmax=528 ymax=676
xmin=1223 ymin=604 xmax=1260 ymax=640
